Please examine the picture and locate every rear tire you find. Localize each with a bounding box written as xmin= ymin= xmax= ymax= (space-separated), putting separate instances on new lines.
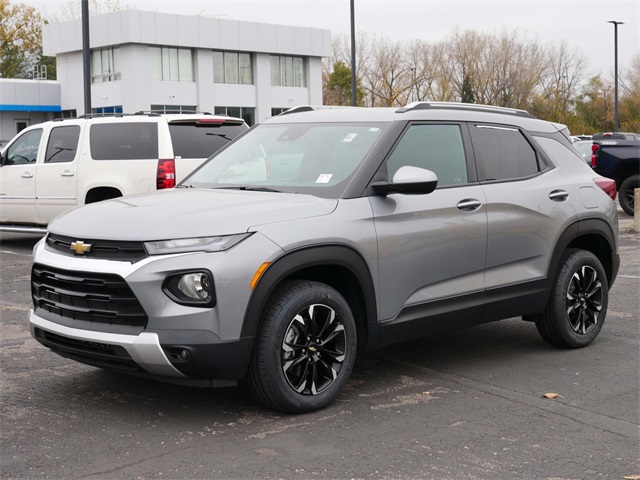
xmin=535 ymin=249 xmax=608 ymax=348
xmin=246 ymin=280 xmax=357 ymax=413
xmin=619 ymin=174 xmax=639 ymax=216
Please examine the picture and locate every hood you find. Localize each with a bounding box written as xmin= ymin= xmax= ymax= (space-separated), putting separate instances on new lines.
xmin=48 ymin=188 xmax=338 ymax=240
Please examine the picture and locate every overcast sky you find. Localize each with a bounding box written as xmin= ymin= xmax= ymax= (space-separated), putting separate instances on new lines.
xmin=25 ymin=0 xmax=640 ymax=78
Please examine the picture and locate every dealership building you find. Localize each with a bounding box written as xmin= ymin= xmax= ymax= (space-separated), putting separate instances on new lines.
xmin=0 ymin=10 xmax=331 ymax=145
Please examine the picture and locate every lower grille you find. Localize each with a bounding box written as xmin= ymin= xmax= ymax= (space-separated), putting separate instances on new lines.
xmin=31 ymin=263 xmax=148 ymax=328
xmin=34 ymin=328 xmax=141 ymax=372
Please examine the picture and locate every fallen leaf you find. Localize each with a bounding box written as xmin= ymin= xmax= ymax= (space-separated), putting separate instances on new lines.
xmin=542 ymin=393 xmax=563 ymax=399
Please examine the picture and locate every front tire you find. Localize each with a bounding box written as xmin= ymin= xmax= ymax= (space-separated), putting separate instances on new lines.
xmin=246 ymin=280 xmax=357 ymax=413
xmin=619 ymin=174 xmax=639 ymax=216
xmin=535 ymin=249 xmax=608 ymax=348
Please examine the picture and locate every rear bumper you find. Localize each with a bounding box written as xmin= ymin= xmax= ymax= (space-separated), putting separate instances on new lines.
xmin=29 ymin=311 xmax=254 ymax=384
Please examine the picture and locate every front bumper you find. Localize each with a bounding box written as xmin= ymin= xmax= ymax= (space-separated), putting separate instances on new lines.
xmin=30 ymin=310 xmax=254 ymax=384
xmin=28 ymin=231 xmax=283 ymax=385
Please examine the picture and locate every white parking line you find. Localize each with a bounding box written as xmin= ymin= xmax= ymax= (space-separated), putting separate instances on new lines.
xmin=618 ymin=275 xmax=640 ymax=279
xmin=0 ymin=250 xmax=32 ymax=257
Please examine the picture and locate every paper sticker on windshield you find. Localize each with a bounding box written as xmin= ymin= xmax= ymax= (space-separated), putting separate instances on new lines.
xmin=316 ymin=174 xmax=333 ymax=184
xmin=343 ymin=133 xmax=358 ymax=143
xmin=369 ymin=127 xmax=380 ymax=132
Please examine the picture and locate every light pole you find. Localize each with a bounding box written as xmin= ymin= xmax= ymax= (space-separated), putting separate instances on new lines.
xmin=607 ymin=20 xmax=624 ymax=132
xmin=350 ymin=0 xmax=357 ymax=106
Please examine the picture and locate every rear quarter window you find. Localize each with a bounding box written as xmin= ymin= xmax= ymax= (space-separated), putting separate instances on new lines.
xmin=169 ymin=123 xmax=247 ymax=159
xmin=90 ymin=123 xmax=159 ymax=160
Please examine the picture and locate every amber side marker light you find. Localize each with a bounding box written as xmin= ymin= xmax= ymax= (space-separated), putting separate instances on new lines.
xmin=251 ymin=262 xmax=271 ymax=289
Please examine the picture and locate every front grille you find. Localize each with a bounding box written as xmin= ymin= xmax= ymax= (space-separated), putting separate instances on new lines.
xmin=31 ymin=263 xmax=148 ymax=328
xmin=46 ymin=233 xmax=148 ymax=263
xmin=34 ymin=328 xmax=141 ymax=372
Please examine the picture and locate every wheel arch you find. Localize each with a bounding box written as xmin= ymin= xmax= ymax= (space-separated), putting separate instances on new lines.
xmin=549 ymin=218 xmax=618 ymax=290
xmin=84 ymin=186 xmax=123 ymax=204
xmin=241 ymin=245 xmax=379 ymax=351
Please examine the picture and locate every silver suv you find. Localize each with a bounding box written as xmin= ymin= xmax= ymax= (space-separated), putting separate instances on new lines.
xmin=29 ymin=103 xmax=620 ymax=413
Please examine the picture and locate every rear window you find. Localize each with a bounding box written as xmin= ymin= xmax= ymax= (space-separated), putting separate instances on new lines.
xmin=45 ymin=126 xmax=81 ymax=163
xmin=168 ymin=123 xmax=247 ymax=159
xmin=90 ymin=123 xmax=158 ymax=160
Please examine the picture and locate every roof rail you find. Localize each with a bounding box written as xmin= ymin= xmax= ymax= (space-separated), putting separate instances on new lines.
xmin=278 ymin=105 xmax=361 ymax=116
xmin=396 ymin=101 xmax=536 ymax=119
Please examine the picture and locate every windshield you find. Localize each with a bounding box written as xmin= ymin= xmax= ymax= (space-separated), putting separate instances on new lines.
xmin=181 ymin=122 xmax=389 ymax=198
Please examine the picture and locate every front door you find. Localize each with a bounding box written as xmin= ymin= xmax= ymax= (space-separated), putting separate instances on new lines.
xmin=0 ymin=128 xmax=44 ymax=224
xmin=369 ymin=123 xmax=488 ymax=343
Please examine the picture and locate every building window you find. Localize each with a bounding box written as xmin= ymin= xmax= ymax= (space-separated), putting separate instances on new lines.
xmin=150 ymin=47 xmax=194 ymax=82
xmin=16 ymin=121 xmax=29 ymax=134
xmin=214 ymin=106 xmax=255 ymax=126
xmin=212 ymin=51 xmax=252 ymax=85
xmin=91 ymin=47 xmax=120 ymax=83
xmin=150 ymin=105 xmax=197 ymax=114
xmin=271 ymin=108 xmax=289 ymax=116
xmin=270 ymin=55 xmax=305 ymax=87
xmin=91 ymin=106 xmax=124 ymax=115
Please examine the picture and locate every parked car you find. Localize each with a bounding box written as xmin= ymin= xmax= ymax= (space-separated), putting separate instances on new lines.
xmin=0 ymin=112 xmax=248 ymax=234
xmin=29 ymin=102 xmax=620 ymax=413
xmin=591 ymin=136 xmax=640 ymax=215
xmin=572 ymin=139 xmax=594 ymax=164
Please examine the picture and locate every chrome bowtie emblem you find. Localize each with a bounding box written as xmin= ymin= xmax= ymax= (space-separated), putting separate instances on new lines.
xmin=70 ymin=241 xmax=92 ymax=255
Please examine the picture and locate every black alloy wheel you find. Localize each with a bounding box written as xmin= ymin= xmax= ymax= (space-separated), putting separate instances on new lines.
xmin=565 ymin=265 xmax=603 ymax=335
xmin=534 ymin=249 xmax=608 ymax=348
xmin=246 ymin=280 xmax=357 ymax=413
xmin=281 ymin=304 xmax=346 ymax=395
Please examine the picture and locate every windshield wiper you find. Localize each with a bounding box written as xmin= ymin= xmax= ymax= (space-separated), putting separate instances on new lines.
xmin=215 ymin=185 xmax=283 ymax=193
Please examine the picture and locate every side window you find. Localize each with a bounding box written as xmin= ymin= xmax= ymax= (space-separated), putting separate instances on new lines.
xmin=45 ymin=126 xmax=81 ymax=163
xmin=4 ymin=129 xmax=43 ymax=165
xmin=90 ymin=123 xmax=159 ymax=160
xmin=470 ymin=125 xmax=540 ymax=181
xmin=386 ymin=124 xmax=468 ymax=187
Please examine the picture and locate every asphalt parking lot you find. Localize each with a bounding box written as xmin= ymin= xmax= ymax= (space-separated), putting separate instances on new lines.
xmin=1 ymin=212 xmax=638 ymax=479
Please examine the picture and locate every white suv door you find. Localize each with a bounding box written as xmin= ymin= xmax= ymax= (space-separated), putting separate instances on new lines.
xmin=0 ymin=127 xmax=45 ymax=224
xmin=36 ymin=124 xmax=83 ymax=224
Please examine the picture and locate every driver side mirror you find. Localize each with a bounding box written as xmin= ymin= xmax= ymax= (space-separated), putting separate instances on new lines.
xmin=371 ymin=166 xmax=438 ymax=195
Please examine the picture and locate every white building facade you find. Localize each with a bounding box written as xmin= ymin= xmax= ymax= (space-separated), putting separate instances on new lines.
xmin=42 ymin=10 xmax=330 ymax=126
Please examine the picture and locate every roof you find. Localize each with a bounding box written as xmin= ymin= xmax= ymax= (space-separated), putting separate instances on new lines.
xmin=265 ymin=103 xmax=562 ymax=134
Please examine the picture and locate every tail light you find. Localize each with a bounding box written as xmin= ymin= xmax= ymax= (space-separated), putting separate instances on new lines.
xmin=590 ymin=144 xmax=599 ymax=167
xmin=157 ymin=159 xmax=176 ymax=189
xmin=593 ymin=177 xmax=616 ymax=200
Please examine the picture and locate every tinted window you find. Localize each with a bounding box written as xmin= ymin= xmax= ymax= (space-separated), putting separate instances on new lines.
xmin=5 ymin=128 xmax=43 ymax=165
xmin=45 ymin=126 xmax=81 ymax=163
xmin=90 ymin=123 xmax=158 ymax=160
xmin=470 ymin=125 xmax=539 ymax=181
xmin=386 ymin=124 xmax=468 ymax=187
xmin=169 ymin=123 xmax=247 ymax=159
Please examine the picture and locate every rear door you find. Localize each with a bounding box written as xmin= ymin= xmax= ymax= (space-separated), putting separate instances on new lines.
xmin=369 ymin=122 xmax=488 ymax=341
xmin=36 ymin=124 xmax=83 ymax=224
xmin=469 ymin=123 xmax=580 ymax=320
xmin=0 ymin=127 xmax=45 ymax=224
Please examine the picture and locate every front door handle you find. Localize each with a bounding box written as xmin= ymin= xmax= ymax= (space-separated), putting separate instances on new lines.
xmin=549 ymin=189 xmax=569 ymax=201
xmin=20 ymin=172 xmax=33 ymax=179
xmin=457 ymin=199 xmax=482 ymax=212
xmin=60 ymin=171 xmax=75 ymax=177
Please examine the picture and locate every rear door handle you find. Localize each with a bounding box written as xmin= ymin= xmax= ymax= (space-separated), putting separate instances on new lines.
xmin=60 ymin=171 xmax=75 ymax=177
xmin=549 ymin=190 xmax=569 ymax=201
xmin=20 ymin=172 xmax=33 ymax=179
xmin=457 ymin=199 xmax=482 ymax=212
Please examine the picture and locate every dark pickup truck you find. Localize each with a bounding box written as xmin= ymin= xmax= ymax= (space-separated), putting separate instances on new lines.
xmin=591 ymin=133 xmax=640 ymax=215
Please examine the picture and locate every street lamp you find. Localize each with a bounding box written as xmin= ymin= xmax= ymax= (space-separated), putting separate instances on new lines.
xmin=350 ymin=0 xmax=357 ymax=106
xmin=607 ymin=20 xmax=624 ymax=132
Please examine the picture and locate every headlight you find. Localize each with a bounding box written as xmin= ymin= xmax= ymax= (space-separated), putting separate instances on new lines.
xmin=163 ymin=270 xmax=216 ymax=307
xmin=145 ymin=233 xmax=252 ymax=255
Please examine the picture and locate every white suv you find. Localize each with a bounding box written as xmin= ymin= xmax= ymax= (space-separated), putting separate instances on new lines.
xmin=0 ymin=113 xmax=247 ymax=233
